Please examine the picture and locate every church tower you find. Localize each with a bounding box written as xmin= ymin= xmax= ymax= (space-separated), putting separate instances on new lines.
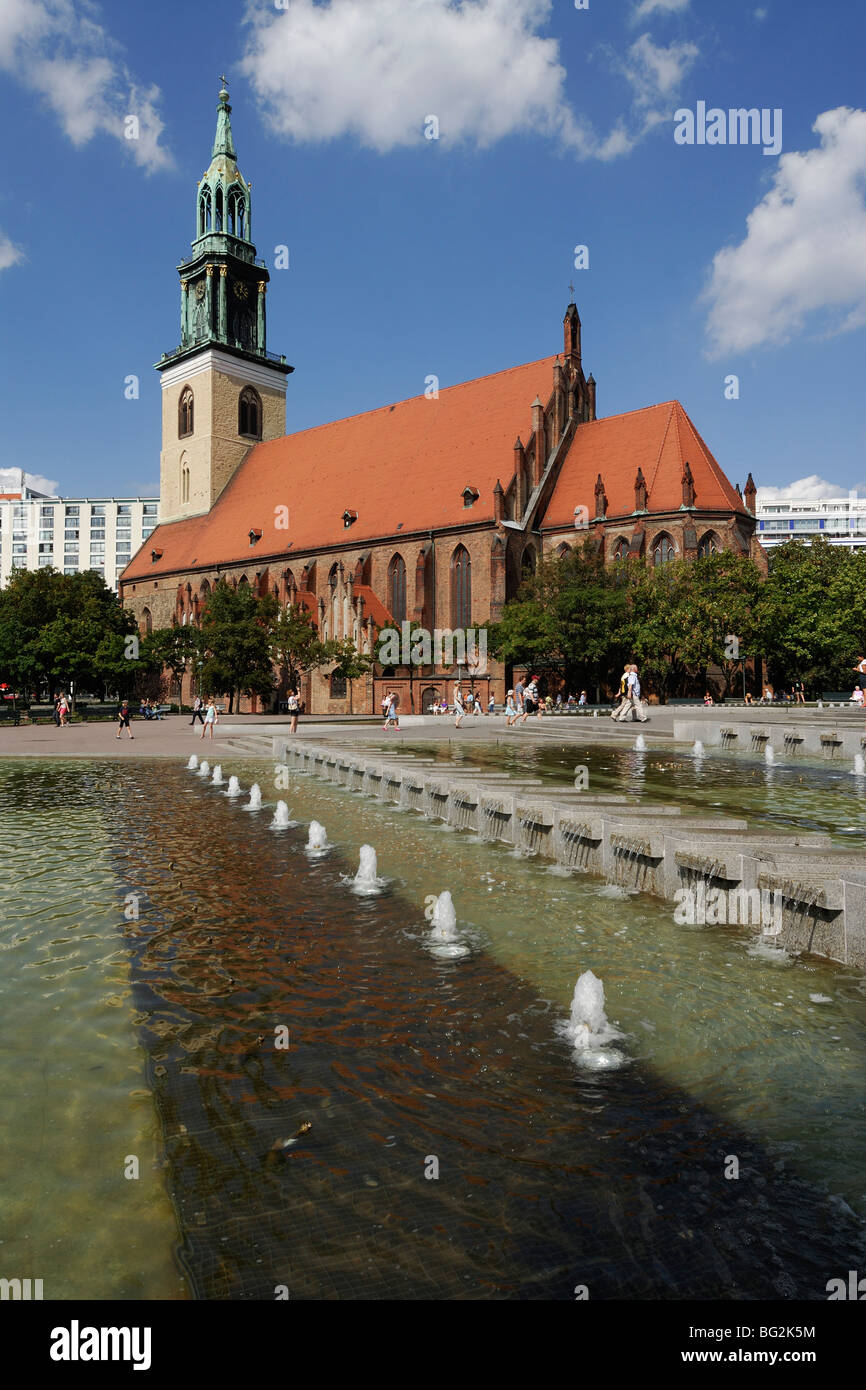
xmin=156 ymin=82 xmax=292 ymax=523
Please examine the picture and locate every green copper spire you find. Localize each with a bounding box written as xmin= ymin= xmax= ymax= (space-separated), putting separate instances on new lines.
xmin=156 ymin=83 xmax=291 ymax=379
xmin=212 ymin=79 xmax=237 ymax=161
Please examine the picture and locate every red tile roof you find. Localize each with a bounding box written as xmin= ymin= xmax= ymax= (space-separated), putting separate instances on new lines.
xmin=544 ymin=400 xmax=744 ymax=527
xmin=122 ymin=356 xmax=558 ymax=581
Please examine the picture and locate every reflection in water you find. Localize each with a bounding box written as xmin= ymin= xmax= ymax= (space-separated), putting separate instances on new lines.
xmin=1 ymin=757 xmax=865 ymax=1301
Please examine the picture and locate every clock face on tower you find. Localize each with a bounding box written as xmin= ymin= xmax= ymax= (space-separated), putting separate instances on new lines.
xmin=233 ymin=280 xmax=249 ymax=302
xmin=194 ymin=281 xmax=206 ymax=302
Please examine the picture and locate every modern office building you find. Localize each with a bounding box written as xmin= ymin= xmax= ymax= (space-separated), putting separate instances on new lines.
xmin=0 ymin=471 xmax=159 ymax=590
xmin=755 ymin=492 xmax=866 ymax=550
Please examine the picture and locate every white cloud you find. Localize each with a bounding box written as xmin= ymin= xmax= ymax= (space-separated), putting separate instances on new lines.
xmin=754 ymin=7 xmax=768 ymax=19
xmin=756 ymin=476 xmax=848 ymax=503
xmin=0 ymin=230 xmax=24 ymax=272
xmin=704 ymin=106 xmax=866 ymax=356
xmin=0 ymin=0 xmax=171 ymax=173
xmin=633 ymin=0 xmax=691 ymax=19
xmin=0 ymin=467 xmax=59 ymax=496
xmin=241 ymin=0 xmax=699 ymax=161
xmin=620 ymin=33 xmax=699 ymax=112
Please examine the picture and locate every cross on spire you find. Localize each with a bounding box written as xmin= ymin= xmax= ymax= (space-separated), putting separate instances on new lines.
xmin=219 ymin=74 xmax=228 ymax=91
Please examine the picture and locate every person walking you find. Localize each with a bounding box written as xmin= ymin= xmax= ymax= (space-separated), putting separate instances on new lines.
xmin=116 ymin=699 xmax=133 ymax=740
xmin=611 ymin=667 xmax=629 ymax=718
xmin=287 ymin=689 xmax=299 ymax=735
xmin=472 ymin=691 xmax=483 ymax=716
xmin=200 ymin=697 xmax=218 ymax=741
xmin=384 ymin=689 xmax=400 ymax=731
xmin=514 ymin=677 xmax=525 ymax=720
xmin=487 ymin=693 xmax=495 ymax=716
xmin=58 ymin=692 xmax=70 ymax=728
xmin=505 ymin=689 xmax=518 ymax=727
xmin=52 ymin=692 xmax=61 ymax=728
xmin=453 ymin=685 xmax=465 ymax=728
xmin=521 ymin=676 xmax=541 ymax=723
xmin=627 ymin=664 xmax=648 ymax=722
xmin=190 ymin=695 xmax=205 ymax=727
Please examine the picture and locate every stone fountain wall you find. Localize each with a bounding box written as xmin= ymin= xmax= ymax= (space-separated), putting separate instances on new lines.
xmin=262 ymin=737 xmax=866 ymax=969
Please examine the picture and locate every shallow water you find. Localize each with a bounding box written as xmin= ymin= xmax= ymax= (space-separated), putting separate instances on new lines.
xmin=1 ymin=755 xmax=865 ymax=1300
xmin=411 ymin=737 xmax=866 ymax=844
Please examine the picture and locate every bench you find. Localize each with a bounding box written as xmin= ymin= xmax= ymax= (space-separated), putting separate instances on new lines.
xmin=0 ymin=706 xmax=22 ymax=725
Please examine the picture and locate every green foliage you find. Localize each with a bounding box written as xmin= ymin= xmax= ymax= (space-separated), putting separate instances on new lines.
xmin=269 ymin=604 xmax=333 ymax=691
xmin=196 ymin=580 xmax=278 ymax=710
xmin=327 ymin=636 xmax=374 ymax=714
xmin=0 ymin=568 xmax=136 ymax=699
xmin=758 ymin=539 xmax=866 ymax=687
xmin=492 ymin=540 xmax=866 ymax=699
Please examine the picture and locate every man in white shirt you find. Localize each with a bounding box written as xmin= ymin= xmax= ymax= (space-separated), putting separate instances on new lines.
xmin=628 ymin=665 xmax=648 ymax=722
xmin=614 ymin=664 xmax=648 ymax=722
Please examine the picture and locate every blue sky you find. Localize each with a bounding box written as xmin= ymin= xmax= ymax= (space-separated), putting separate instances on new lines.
xmin=0 ymin=0 xmax=864 ymax=502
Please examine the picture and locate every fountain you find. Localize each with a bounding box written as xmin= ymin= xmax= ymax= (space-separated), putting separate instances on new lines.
xmin=186 ymin=754 xmax=198 ymax=770
xmin=351 ymin=845 xmax=385 ymax=895
xmin=271 ymin=801 xmax=292 ymax=828
xmin=306 ymin=821 xmax=329 ymax=853
xmin=563 ymin=970 xmax=626 ymax=1069
xmin=693 ymin=740 xmax=704 ymax=758
xmin=765 ymin=745 xmax=776 ymax=766
xmin=427 ymin=891 xmax=469 ymax=958
xmin=634 ymin=734 xmax=647 ymax=752
xmin=853 ymin=755 xmax=865 ymax=777
xmin=243 ymin=783 xmax=263 ymax=812
xmin=198 ymin=760 xmax=210 ymax=779
xmin=225 ymin=776 xmax=241 ymax=799
xmin=211 ymin=764 xmax=224 ymax=786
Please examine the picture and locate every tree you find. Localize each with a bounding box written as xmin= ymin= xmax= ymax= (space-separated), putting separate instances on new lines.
xmin=0 ymin=568 xmax=136 ymax=702
xmin=196 ymin=580 xmax=277 ymax=712
xmin=758 ymin=539 xmax=866 ymax=691
xmin=629 ymin=553 xmax=764 ymax=699
xmin=327 ymin=637 xmax=373 ymax=715
xmin=140 ymin=625 xmax=199 ymax=704
xmin=491 ymin=543 xmax=631 ymax=700
xmin=269 ymin=603 xmax=333 ymax=700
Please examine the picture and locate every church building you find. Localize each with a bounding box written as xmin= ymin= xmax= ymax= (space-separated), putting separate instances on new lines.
xmin=120 ymin=87 xmax=766 ymax=713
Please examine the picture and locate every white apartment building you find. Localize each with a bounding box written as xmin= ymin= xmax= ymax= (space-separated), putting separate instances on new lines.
xmin=0 ymin=473 xmax=159 ymax=591
xmin=756 ymin=492 xmax=866 ymax=551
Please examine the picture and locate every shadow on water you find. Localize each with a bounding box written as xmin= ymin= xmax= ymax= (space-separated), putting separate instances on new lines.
xmin=3 ymin=760 xmax=865 ymax=1300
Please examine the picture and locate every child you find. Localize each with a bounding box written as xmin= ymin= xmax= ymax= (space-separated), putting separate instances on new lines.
xmin=505 ymin=690 xmax=518 ymax=727
xmin=116 ymin=700 xmax=133 ymax=740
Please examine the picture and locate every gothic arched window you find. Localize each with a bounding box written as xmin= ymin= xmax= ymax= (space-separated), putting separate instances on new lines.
xmin=179 ymin=388 xmax=194 ymax=439
xmin=652 ymin=534 xmax=676 ymax=566
xmin=181 ymin=460 xmax=190 ymax=505
xmin=238 ymin=387 xmax=262 ymax=439
xmin=388 ymin=553 xmax=407 ymax=624
xmin=215 ymin=186 xmax=223 ymax=233
xmin=521 ymin=546 xmax=537 ymax=577
xmin=698 ymin=531 xmax=721 ymax=558
xmin=450 ymin=545 xmax=471 ymax=629
xmin=613 ymin=538 xmax=629 ymax=562
xmin=140 ymin=607 xmax=152 ymax=635
xmin=199 ymin=190 xmax=211 ymax=235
